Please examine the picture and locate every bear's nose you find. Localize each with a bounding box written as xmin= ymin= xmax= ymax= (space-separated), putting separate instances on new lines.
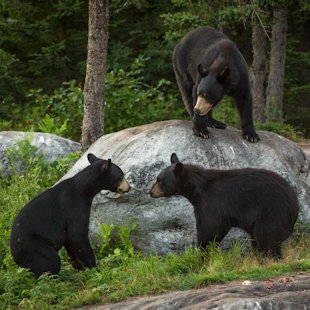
xmin=194 ymin=108 xmax=201 ymax=115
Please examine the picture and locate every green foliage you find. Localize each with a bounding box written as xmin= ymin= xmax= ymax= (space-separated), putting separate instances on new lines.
xmin=0 ymin=81 xmax=84 ymax=141
xmin=284 ymin=35 xmax=310 ymax=137
xmin=26 ymin=80 xmax=84 ymax=140
xmin=104 ymin=56 xmax=187 ymax=133
xmin=0 ymin=0 xmax=87 ymax=101
xmin=212 ymin=97 xmax=241 ymax=129
xmin=96 ymin=224 xmax=115 ymax=259
xmin=5 ymin=137 xmax=80 ymax=186
xmin=96 ymin=223 xmax=137 ymax=261
xmin=38 ymin=114 xmax=68 ymax=137
xmin=256 ymin=121 xmax=303 ymax=141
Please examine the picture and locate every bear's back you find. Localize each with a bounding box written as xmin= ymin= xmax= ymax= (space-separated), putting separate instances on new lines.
xmin=206 ymin=168 xmax=299 ymax=220
xmin=10 ymin=179 xmax=74 ymax=242
xmin=173 ymin=27 xmax=246 ymax=80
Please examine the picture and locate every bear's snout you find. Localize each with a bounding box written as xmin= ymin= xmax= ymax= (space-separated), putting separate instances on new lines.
xmin=117 ymin=178 xmax=130 ymax=194
xmin=149 ymin=182 xmax=164 ymax=198
xmin=194 ymin=96 xmax=213 ymax=116
xmin=194 ymin=107 xmax=202 ymax=115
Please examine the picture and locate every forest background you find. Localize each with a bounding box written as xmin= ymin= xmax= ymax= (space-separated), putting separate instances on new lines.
xmin=0 ymin=0 xmax=309 ymax=142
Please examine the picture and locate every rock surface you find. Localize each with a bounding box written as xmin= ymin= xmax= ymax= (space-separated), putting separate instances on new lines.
xmin=0 ymin=131 xmax=81 ymax=176
xmin=61 ymin=120 xmax=310 ymax=255
xmin=80 ymin=273 xmax=310 ymax=310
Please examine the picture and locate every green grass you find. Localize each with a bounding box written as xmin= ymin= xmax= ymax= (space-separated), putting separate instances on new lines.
xmin=0 ymin=141 xmax=309 ymax=309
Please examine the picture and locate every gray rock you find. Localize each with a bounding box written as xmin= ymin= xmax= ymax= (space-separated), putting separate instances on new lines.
xmin=61 ymin=120 xmax=310 ymax=255
xmin=299 ymin=142 xmax=310 ymax=188
xmin=78 ymin=273 xmax=310 ymax=309
xmin=0 ymin=131 xmax=81 ymax=176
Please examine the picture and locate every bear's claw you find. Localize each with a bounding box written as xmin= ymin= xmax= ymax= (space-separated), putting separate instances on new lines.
xmin=243 ymin=132 xmax=260 ymax=143
xmin=207 ymin=119 xmax=227 ymax=129
xmin=200 ymin=132 xmax=210 ymax=139
xmin=193 ymin=127 xmax=210 ymax=139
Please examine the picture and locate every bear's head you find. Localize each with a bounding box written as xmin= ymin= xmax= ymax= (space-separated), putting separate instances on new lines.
xmin=87 ymin=153 xmax=130 ymax=194
xmin=149 ymin=153 xmax=184 ymax=198
xmin=193 ymin=64 xmax=230 ymax=116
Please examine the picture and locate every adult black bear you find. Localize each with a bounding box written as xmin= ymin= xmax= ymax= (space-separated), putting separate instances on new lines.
xmin=149 ymin=153 xmax=299 ymax=258
xmin=173 ymin=26 xmax=259 ymax=142
xmin=10 ymin=153 xmax=130 ymax=277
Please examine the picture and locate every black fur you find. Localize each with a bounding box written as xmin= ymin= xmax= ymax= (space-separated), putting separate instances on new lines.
xmin=10 ymin=153 xmax=130 ymax=277
xmin=150 ymin=153 xmax=299 ymax=258
xmin=173 ymin=26 xmax=259 ymax=142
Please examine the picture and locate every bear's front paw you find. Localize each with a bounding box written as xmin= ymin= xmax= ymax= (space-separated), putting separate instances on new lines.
xmin=207 ymin=118 xmax=227 ymax=129
xmin=242 ymin=131 xmax=260 ymax=143
xmin=193 ymin=126 xmax=210 ymax=139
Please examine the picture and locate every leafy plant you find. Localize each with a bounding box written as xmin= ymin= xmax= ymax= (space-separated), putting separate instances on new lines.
xmin=104 ymin=56 xmax=187 ymax=133
xmin=256 ymin=121 xmax=303 ymax=141
xmin=96 ymin=223 xmax=137 ymax=261
xmin=26 ymin=80 xmax=84 ymax=141
xmin=212 ymin=97 xmax=241 ymax=129
xmin=38 ymin=114 xmax=68 ymax=136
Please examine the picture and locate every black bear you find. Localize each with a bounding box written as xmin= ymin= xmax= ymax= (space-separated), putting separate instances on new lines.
xmin=10 ymin=153 xmax=130 ymax=277
xmin=149 ymin=153 xmax=299 ymax=258
xmin=173 ymin=26 xmax=259 ymax=142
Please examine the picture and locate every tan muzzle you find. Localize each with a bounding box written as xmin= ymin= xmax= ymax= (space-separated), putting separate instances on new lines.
xmin=193 ymin=96 xmax=213 ymax=116
xmin=149 ymin=182 xmax=164 ymax=198
xmin=117 ymin=178 xmax=130 ymax=194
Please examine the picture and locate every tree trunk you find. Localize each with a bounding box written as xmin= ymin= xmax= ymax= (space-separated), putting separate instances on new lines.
xmin=250 ymin=21 xmax=267 ymax=123
xmin=265 ymin=8 xmax=288 ymax=122
xmin=81 ymin=0 xmax=109 ymax=152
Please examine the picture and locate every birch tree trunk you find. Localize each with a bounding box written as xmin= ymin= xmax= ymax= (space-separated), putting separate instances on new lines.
xmin=250 ymin=21 xmax=267 ymax=123
xmin=265 ymin=8 xmax=288 ymax=122
xmin=81 ymin=0 xmax=109 ymax=152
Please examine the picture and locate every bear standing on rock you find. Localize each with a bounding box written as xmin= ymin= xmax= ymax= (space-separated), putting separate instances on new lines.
xmin=173 ymin=26 xmax=260 ymax=142
xmin=149 ymin=153 xmax=299 ymax=258
xmin=10 ymin=153 xmax=130 ymax=277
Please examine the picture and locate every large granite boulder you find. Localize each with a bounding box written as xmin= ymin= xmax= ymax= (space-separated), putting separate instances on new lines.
xmin=0 ymin=131 xmax=81 ymax=176
xmin=61 ymin=120 xmax=310 ymax=255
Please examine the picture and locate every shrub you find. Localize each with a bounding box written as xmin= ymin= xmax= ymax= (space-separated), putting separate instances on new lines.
xmin=26 ymin=80 xmax=84 ymax=141
xmin=104 ymin=56 xmax=187 ymax=133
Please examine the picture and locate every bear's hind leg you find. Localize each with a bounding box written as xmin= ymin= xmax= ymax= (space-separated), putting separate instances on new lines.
xmin=23 ymin=245 xmax=61 ymax=278
xmin=173 ymin=67 xmax=195 ymax=118
xmin=253 ymin=225 xmax=283 ymax=259
xmin=65 ymin=241 xmax=84 ymax=270
xmin=234 ymin=93 xmax=260 ymax=142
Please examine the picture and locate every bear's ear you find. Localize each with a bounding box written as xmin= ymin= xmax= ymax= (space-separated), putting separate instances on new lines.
xmin=217 ymin=67 xmax=230 ymax=83
xmin=101 ymin=159 xmax=112 ymax=172
xmin=88 ymin=153 xmax=101 ymax=164
xmin=173 ymin=162 xmax=183 ymax=175
xmin=197 ymin=64 xmax=208 ymax=77
xmin=171 ymin=153 xmax=180 ymax=164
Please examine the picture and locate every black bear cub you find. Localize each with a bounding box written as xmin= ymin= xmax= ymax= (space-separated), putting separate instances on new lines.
xmin=10 ymin=153 xmax=130 ymax=277
xmin=149 ymin=154 xmax=299 ymax=258
xmin=173 ymin=26 xmax=259 ymax=142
